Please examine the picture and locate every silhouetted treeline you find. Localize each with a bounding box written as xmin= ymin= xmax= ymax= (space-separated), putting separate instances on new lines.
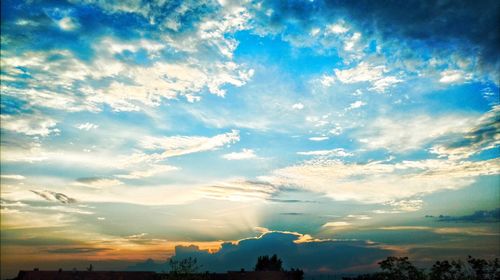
xmin=343 ymin=256 xmax=500 ymax=280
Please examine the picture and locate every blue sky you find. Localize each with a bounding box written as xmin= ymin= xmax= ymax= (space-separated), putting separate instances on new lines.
xmin=1 ymin=0 xmax=499 ymax=278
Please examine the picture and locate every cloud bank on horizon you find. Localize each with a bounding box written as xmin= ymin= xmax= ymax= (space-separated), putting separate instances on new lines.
xmin=1 ymin=0 xmax=499 ymax=277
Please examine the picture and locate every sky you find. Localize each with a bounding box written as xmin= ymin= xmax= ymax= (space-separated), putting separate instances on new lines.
xmin=1 ymin=0 xmax=499 ymax=278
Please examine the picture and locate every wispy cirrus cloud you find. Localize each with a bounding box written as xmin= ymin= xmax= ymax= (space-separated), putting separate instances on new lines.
xmin=139 ymin=130 xmax=239 ymax=158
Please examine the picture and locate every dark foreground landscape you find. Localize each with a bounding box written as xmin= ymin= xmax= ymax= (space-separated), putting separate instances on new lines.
xmin=7 ymin=255 xmax=500 ymax=280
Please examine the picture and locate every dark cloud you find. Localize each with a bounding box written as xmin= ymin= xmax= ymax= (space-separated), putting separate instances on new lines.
xmin=427 ymin=208 xmax=500 ymax=223
xmin=250 ymin=0 xmax=500 ymax=78
xmin=30 ymin=190 xmax=77 ymax=204
xmin=75 ymin=177 xmax=105 ymax=184
xmin=44 ymin=247 xmax=112 ymax=254
xmin=129 ymin=231 xmax=393 ymax=274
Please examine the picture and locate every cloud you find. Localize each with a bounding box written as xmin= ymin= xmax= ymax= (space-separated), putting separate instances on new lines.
xmin=222 ymin=149 xmax=257 ymax=160
xmin=322 ymin=221 xmax=351 ymax=227
xmin=163 ymin=230 xmax=392 ymax=274
xmin=30 ymin=190 xmax=77 ymax=204
xmin=347 ymin=100 xmax=366 ymax=110
xmin=0 ymin=175 xmax=26 ymax=180
xmin=250 ymin=0 xmax=500 ymax=80
xmin=297 ymin=148 xmax=353 ymax=157
xmin=428 ymin=208 xmax=500 ymax=223
xmin=57 ymin=17 xmax=79 ymax=31
xmin=76 ymin=122 xmax=99 ymax=131
xmin=1 ymin=113 xmax=59 ymax=137
xmin=262 ymin=157 xmax=500 ymax=205
xmin=140 ymin=130 xmax=240 ymax=158
xmin=74 ymin=178 xmax=124 ymax=188
xmin=199 ymin=180 xmax=278 ymax=202
xmin=358 ymin=113 xmax=475 ymax=152
xmin=430 ymin=105 xmax=500 ymax=159
xmin=439 ymin=69 xmax=471 ymax=84
xmin=45 ymin=247 xmax=112 ymax=254
xmin=308 ymin=136 xmax=329 ymax=141
xmin=292 ymin=103 xmax=304 ymax=110
xmin=1 ymin=0 xmax=256 ymax=114
xmin=115 ymin=164 xmax=178 ymax=179
xmin=331 ymin=63 xmax=401 ymax=93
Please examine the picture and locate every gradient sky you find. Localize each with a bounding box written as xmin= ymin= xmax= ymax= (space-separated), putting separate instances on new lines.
xmin=1 ymin=0 xmax=499 ymax=278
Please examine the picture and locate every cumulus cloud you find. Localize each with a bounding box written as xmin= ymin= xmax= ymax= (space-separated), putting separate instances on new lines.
xmin=222 ymin=149 xmax=257 ymax=160
xmin=141 ymin=230 xmax=392 ymax=274
xmin=1 ymin=1 xmax=255 ymax=113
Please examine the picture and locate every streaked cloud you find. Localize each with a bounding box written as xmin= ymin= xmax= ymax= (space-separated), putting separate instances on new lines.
xmin=222 ymin=149 xmax=257 ymax=160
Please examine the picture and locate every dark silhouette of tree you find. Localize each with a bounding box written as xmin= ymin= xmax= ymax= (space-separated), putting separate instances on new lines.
xmin=255 ymin=254 xmax=283 ymax=271
xmin=343 ymin=256 xmax=500 ymax=280
xmin=290 ymin=268 xmax=305 ymax=280
xmin=378 ymin=256 xmax=426 ymax=280
xmin=86 ymin=264 xmax=93 ymax=272
xmin=166 ymin=257 xmax=200 ymax=280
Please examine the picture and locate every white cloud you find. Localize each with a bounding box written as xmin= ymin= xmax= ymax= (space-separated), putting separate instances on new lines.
xmin=222 ymin=149 xmax=257 ymax=160
xmin=333 ymin=62 xmax=401 ymax=93
xmin=439 ymin=69 xmax=471 ymax=84
xmin=1 ymin=114 xmax=58 ymax=137
xmin=0 ymin=175 xmax=26 ymax=180
xmin=263 ymin=157 xmax=500 ymax=205
xmin=323 ymin=221 xmax=351 ymax=227
xmin=347 ymin=215 xmax=371 ymax=220
xmin=309 ymin=136 xmax=329 ymax=141
xmin=115 ymin=164 xmax=179 ymax=179
xmin=73 ymin=178 xmax=124 ymax=188
xmin=297 ymin=148 xmax=352 ymax=157
xmin=292 ymin=103 xmax=304 ymax=110
xmin=430 ymin=105 xmax=500 ymax=159
xmin=199 ymin=180 xmax=277 ymax=202
xmin=335 ymin=62 xmax=384 ymax=84
xmin=358 ymin=114 xmax=475 ymax=152
xmin=140 ymin=130 xmax=240 ymax=158
xmin=347 ymin=100 xmax=366 ymax=110
xmin=76 ymin=122 xmax=99 ymax=131
xmin=327 ymin=23 xmax=349 ymax=34
xmin=57 ymin=17 xmax=79 ymax=31
xmin=319 ymin=74 xmax=336 ymax=87
xmin=369 ymin=76 xmax=402 ymax=93
xmin=344 ymin=32 xmax=361 ymax=51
